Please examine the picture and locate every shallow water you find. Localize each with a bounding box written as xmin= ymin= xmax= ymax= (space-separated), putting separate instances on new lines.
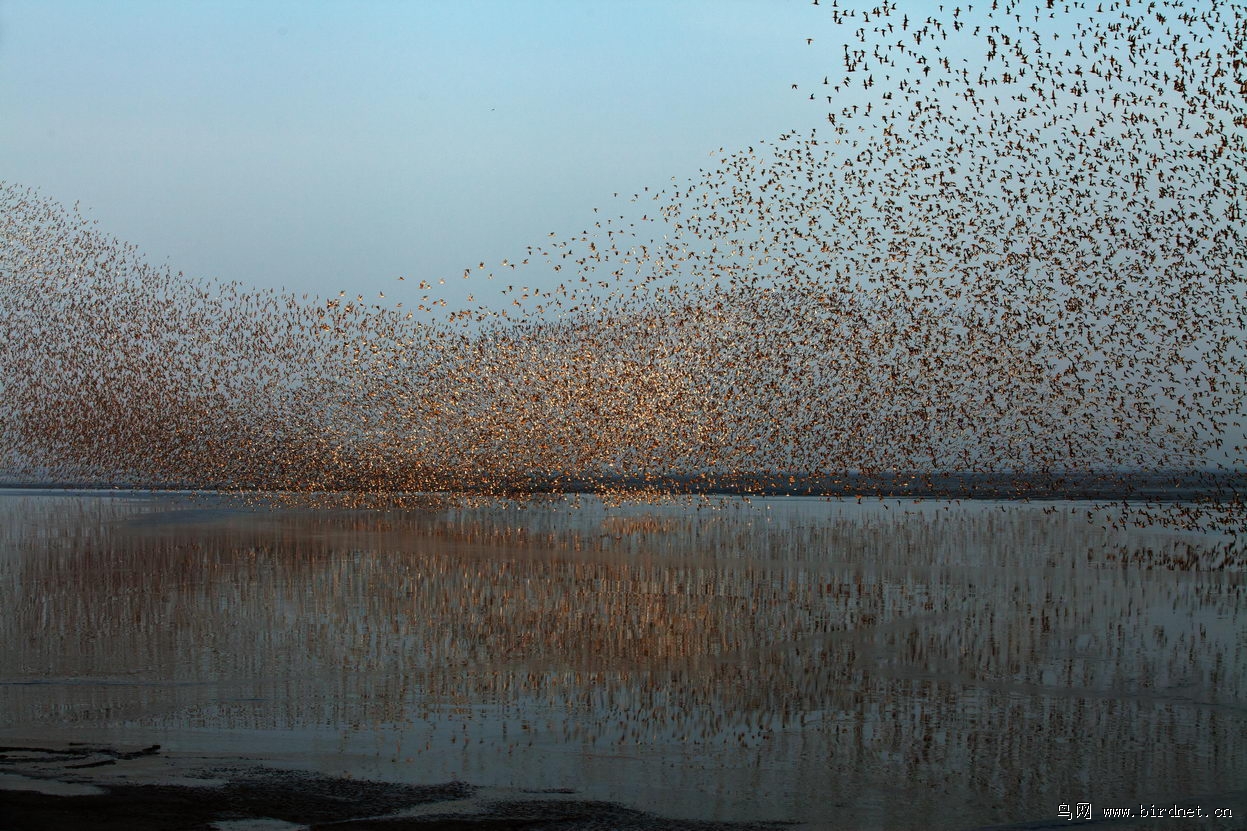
xmin=0 ymin=490 xmax=1242 ymax=828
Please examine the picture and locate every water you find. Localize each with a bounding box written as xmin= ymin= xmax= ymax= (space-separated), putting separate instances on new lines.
xmin=0 ymin=490 xmax=1242 ymax=828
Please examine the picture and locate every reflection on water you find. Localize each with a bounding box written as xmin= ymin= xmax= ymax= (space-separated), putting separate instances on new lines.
xmin=0 ymin=491 xmax=1242 ymax=827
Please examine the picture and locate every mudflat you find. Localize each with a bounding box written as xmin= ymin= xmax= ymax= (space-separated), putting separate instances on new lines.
xmin=0 ymin=741 xmax=785 ymax=830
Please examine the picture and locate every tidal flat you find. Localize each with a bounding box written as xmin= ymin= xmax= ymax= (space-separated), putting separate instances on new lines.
xmin=0 ymin=490 xmax=1242 ymax=829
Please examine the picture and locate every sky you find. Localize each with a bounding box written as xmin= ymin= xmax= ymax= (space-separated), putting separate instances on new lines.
xmin=1 ymin=0 xmax=839 ymax=304
xmin=2 ymin=0 xmax=1242 ymax=476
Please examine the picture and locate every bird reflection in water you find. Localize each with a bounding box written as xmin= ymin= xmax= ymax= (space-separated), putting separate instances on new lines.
xmin=0 ymin=493 xmax=1241 ymax=824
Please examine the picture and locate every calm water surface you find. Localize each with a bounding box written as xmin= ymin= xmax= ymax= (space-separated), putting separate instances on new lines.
xmin=0 ymin=490 xmax=1242 ymax=828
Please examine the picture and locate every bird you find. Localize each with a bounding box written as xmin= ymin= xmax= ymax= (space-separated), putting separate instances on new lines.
xmin=0 ymin=0 xmax=1240 ymax=540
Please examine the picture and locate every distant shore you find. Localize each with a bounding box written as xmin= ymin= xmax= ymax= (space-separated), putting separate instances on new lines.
xmin=1 ymin=469 xmax=1243 ymax=502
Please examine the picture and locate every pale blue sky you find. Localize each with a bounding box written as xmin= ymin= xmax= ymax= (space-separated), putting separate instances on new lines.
xmin=1 ymin=0 xmax=837 ymax=302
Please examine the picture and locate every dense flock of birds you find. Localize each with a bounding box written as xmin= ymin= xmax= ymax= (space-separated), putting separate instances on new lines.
xmin=0 ymin=1 xmax=1243 ymax=532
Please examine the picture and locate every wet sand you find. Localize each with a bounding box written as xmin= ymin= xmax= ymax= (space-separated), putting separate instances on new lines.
xmin=1 ymin=741 xmax=788 ymax=830
xmin=3 ymin=741 xmax=1243 ymax=830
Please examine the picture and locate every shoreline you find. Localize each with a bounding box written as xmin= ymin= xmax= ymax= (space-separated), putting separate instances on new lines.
xmin=1 ymin=468 xmax=1243 ymax=503
xmin=0 ymin=740 xmax=785 ymax=830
